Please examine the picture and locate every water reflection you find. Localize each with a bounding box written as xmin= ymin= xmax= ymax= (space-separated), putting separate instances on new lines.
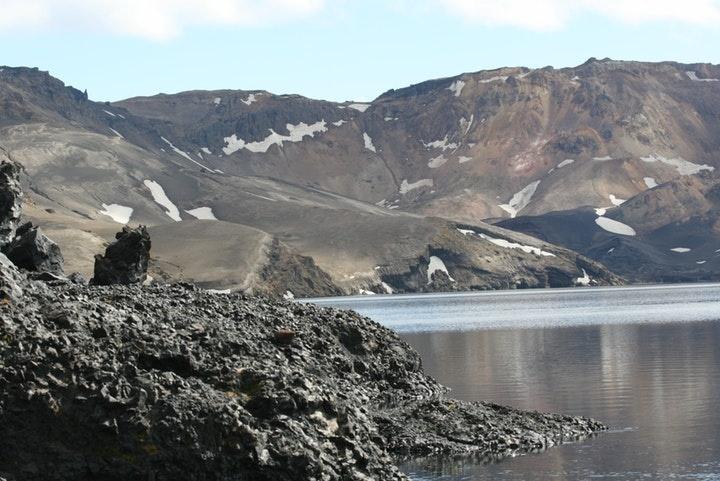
xmin=401 ymin=322 xmax=720 ymax=481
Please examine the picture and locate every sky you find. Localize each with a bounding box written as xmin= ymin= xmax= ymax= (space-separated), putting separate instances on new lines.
xmin=1 ymin=0 xmax=720 ymax=102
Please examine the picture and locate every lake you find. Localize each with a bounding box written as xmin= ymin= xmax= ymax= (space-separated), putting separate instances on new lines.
xmin=309 ymin=284 xmax=720 ymax=481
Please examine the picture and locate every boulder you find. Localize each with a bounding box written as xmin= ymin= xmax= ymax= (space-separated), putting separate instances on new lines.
xmin=4 ymin=222 xmax=64 ymax=275
xmin=91 ymin=226 xmax=151 ymax=285
xmin=0 ymin=155 xmax=22 ymax=248
xmin=0 ymin=252 xmax=23 ymax=301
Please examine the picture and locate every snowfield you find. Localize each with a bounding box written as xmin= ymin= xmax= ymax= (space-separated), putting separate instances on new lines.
xmin=423 ymin=136 xmax=459 ymax=151
xmin=686 ymin=71 xmax=719 ymax=82
xmin=161 ymin=137 xmax=216 ymax=173
xmin=399 ymin=178 xmax=433 ymax=194
xmin=144 ymin=180 xmax=181 ymax=222
xmin=223 ymin=121 xmax=328 ymax=154
xmin=498 ymin=180 xmax=541 ymax=218
xmin=185 ymin=207 xmax=217 ymax=220
xmin=640 ymin=154 xmax=714 ymax=176
xmin=428 ymin=155 xmax=447 ymax=168
xmin=99 ymin=203 xmax=133 ymax=224
xmin=347 ymin=103 xmax=371 ymax=112
xmin=427 ymin=256 xmax=455 ymax=284
xmin=609 ymin=194 xmax=626 ymax=206
xmin=363 ymin=133 xmax=377 ymax=153
xmin=595 ymin=217 xmax=636 ymax=236
xmin=575 ymin=269 xmax=591 ymax=286
xmin=479 ymin=76 xmax=508 ymax=84
xmin=241 ymin=94 xmax=259 ymax=105
xmin=447 ymin=80 xmax=465 ymax=97
xmin=457 ymin=228 xmax=555 ymax=257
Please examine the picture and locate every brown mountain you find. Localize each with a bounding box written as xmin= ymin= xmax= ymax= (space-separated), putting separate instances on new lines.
xmin=4 ymin=58 xmax=720 ymax=292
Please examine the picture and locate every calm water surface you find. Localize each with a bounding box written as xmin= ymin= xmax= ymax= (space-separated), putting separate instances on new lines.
xmin=310 ymin=284 xmax=720 ymax=481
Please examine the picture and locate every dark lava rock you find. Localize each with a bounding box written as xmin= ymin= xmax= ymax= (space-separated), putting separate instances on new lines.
xmin=92 ymin=226 xmax=151 ymax=286
xmin=0 ymin=155 xmax=22 ymax=248
xmin=4 ymin=222 xmax=64 ymax=275
xmin=0 ymin=252 xmax=23 ymax=301
xmin=0 ymin=280 xmax=605 ymax=481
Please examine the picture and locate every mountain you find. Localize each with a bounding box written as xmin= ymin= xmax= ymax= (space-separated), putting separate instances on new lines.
xmin=0 ymin=66 xmax=621 ymax=295
xmin=113 ymin=58 xmax=720 ymax=225
xmin=499 ymin=171 xmax=720 ymax=282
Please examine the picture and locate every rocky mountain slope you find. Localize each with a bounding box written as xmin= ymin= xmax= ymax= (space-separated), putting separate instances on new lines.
xmin=0 ymin=66 xmax=627 ymax=295
xmin=499 ymin=171 xmax=720 ymax=282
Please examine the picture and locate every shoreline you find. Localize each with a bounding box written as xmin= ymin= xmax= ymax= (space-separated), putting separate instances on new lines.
xmin=0 ymin=277 xmax=605 ymax=481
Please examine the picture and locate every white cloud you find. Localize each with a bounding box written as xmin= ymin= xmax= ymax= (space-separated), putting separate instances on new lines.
xmin=435 ymin=0 xmax=720 ymax=30
xmin=0 ymin=0 xmax=326 ymax=40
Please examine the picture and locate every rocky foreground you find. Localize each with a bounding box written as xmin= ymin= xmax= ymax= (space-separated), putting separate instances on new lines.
xmin=0 ymin=271 xmax=604 ymax=481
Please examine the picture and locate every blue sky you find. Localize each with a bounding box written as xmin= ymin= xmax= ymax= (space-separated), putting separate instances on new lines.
xmin=1 ymin=0 xmax=719 ymax=102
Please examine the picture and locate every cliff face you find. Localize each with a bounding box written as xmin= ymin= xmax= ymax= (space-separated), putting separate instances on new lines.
xmin=0 ymin=277 xmax=604 ymax=481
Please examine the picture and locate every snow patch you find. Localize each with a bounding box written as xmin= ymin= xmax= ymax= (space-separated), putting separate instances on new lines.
xmin=201 ymin=148 xmax=213 ymax=155
xmin=557 ymin=159 xmax=575 ymax=168
xmin=423 ymin=136 xmax=458 ymax=151
xmin=380 ymin=282 xmax=394 ymax=294
xmin=144 ymin=180 xmax=181 ymax=222
xmin=458 ymin=156 xmax=473 ymax=164
xmin=348 ymin=103 xmax=371 ymax=112
xmin=640 ymin=154 xmax=714 ymax=176
xmin=223 ymin=121 xmax=328 ymax=155
xmin=358 ymin=289 xmax=376 ymax=296
xmin=460 ymin=115 xmax=474 ymax=135
xmin=477 ymin=232 xmax=556 ymax=257
xmin=185 ymin=207 xmax=217 ymax=220
xmin=208 ymin=289 xmax=231 ymax=294
xmin=609 ymin=194 xmax=626 ymax=206
xmin=399 ymin=178 xmax=433 ymax=194
xmin=595 ymin=208 xmax=607 ymax=216
xmin=213 ymin=97 xmax=221 ymax=105
xmin=593 ymin=156 xmax=613 ymax=161
xmin=103 ymin=110 xmax=116 ymax=117
xmin=498 ymin=180 xmax=541 ymax=218
xmin=109 ymin=128 xmax=123 ymax=139
xmin=686 ymin=71 xmax=719 ymax=82
xmin=457 ymin=228 xmax=476 ymax=235
xmin=671 ymin=247 xmax=692 ymax=253
xmin=447 ymin=80 xmax=465 ymax=97
xmin=427 ymin=256 xmax=455 ymax=284
xmin=479 ymin=75 xmax=508 ymax=84
xmin=241 ymin=93 xmax=259 ymax=105
xmin=162 ymin=137 xmax=216 ymax=173
xmin=697 ymin=260 xmax=707 ymax=265
xmin=332 ymin=120 xmax=347 ymax=127
xmin=99 ymin=203 xmax=133 ymax=224
xmin=363 ymin=133 xmax=377 ymax=152
xmin=283 ymin=291 xmax=295 ymax=300
xmin=595 ymin=217 xmax=636 ymax=236
xmin=428 ymin=155 xmax=447 ymax=168
xmin=575 ymin=269 xmax=591 ymax=286
xmin=644 ymin=177 xmax=658 ymax=189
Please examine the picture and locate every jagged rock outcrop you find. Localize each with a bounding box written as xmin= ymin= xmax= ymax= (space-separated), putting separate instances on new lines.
xmin=0 ymin=153 xmax=22 ymax=248
xmin=4 ymin=222 xmax=64 ymax=275
xmin=0 ymin=280 xmax=604 ymax=481
xmin=92 ymin=226 xmax=151 ymax=285
xmin=0 ymin=252 xmax=23 ymax=301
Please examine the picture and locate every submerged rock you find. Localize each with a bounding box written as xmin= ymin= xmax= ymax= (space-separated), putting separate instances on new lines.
xmin=0 ymin=280 xmax=605 ymax=481
xmin=0 ymin=155 xmax=22 ymax=248
xmin=91 ymin=226 xmax=151 ymax=285
xmin=4 ymin=222 xmax=64 ymax=275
